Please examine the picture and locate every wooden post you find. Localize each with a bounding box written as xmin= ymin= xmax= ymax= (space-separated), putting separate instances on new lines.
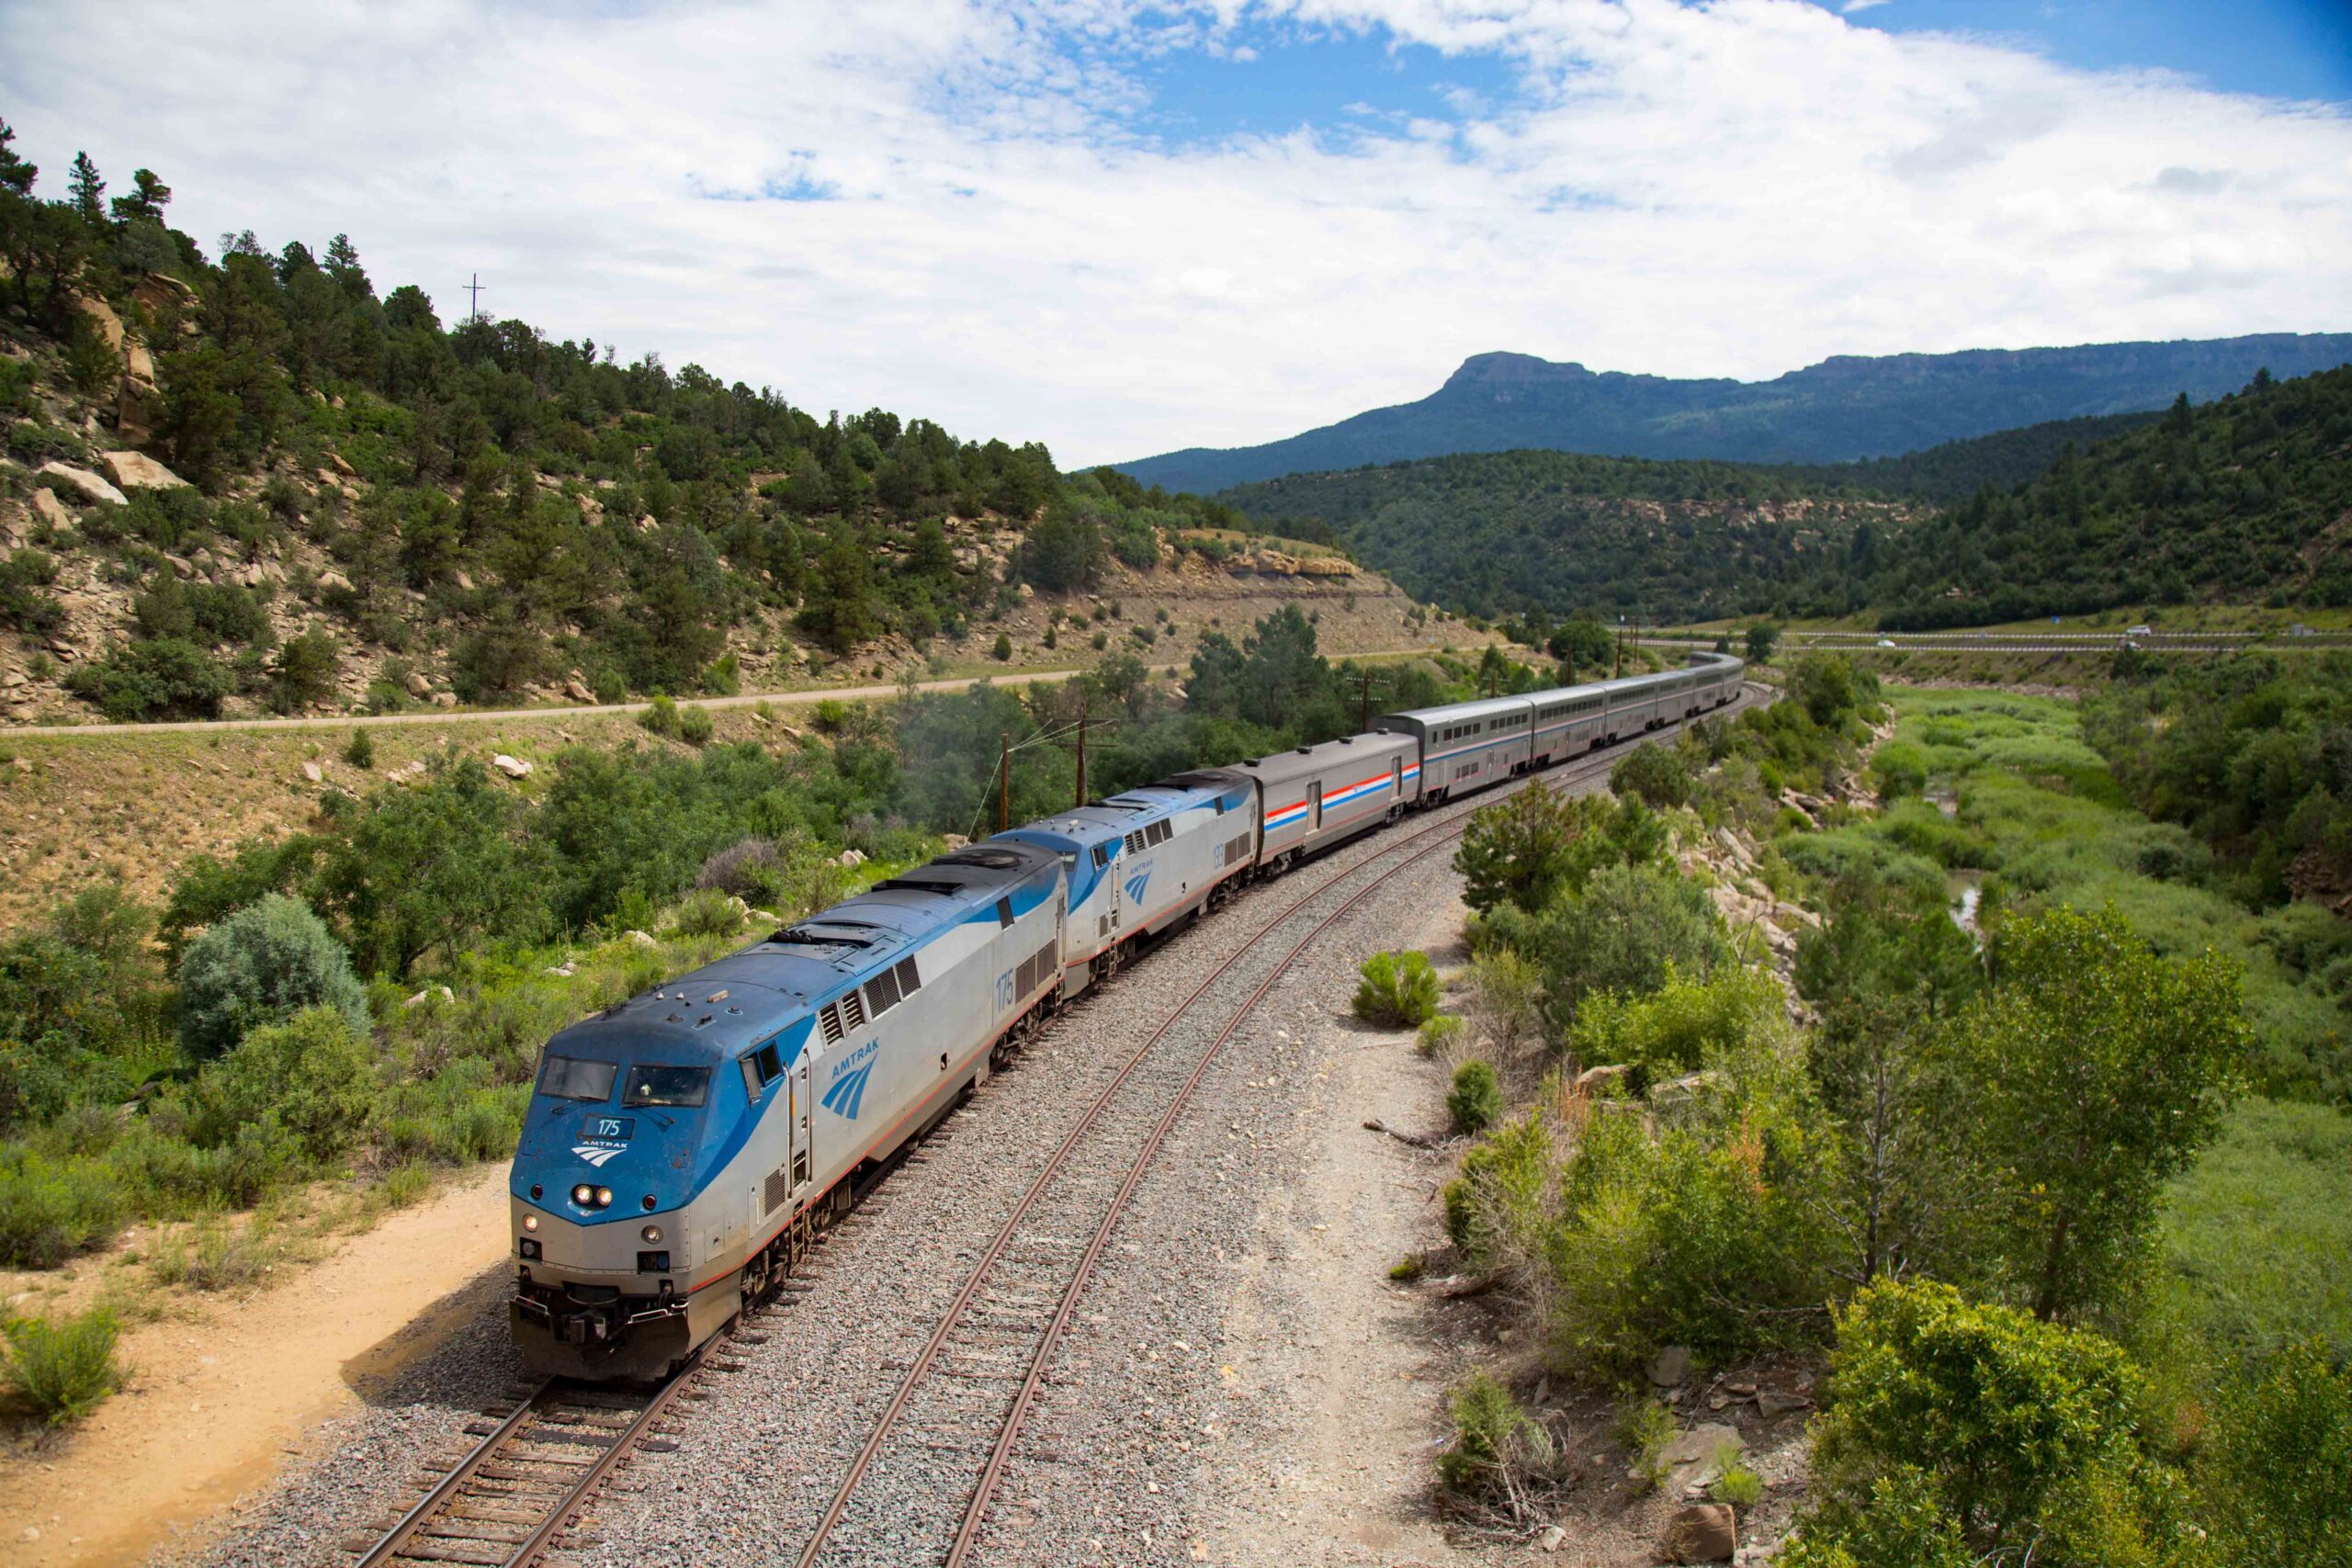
xmin=1075 ymin=700 xmax=1088 ymax=808
xmin=999 ymin=734 xmax=1010 ymax=833
xmin=1359 ymin=670 xmax=1372 ymax=733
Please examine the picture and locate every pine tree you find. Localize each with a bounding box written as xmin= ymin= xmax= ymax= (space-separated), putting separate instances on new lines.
xmin=0 ymin=118 xmax=36 ymax=196
xmin=107 ymin=167 xmax=172 ymax=224
xmin=67 ymin=152 xmax=105 ymax=226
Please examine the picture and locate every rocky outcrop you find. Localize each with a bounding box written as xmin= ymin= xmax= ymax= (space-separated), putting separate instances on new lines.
xmin=38 ymin=463 xmax=128 ymax=507
xmin=30 ymin=489 xmax=74 ymax=532
xmin=492 ymin=754 xmax=533 ymax=779
xmin=98 ymin=450 xmax=189 ymax=491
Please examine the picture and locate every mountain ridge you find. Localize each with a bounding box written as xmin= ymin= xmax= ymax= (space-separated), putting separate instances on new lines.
xmin=1113 ymin=333 xmax=2352 ymax=493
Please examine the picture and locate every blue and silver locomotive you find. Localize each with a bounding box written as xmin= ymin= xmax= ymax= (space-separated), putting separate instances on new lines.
xmin=508 ymin=652 xmax=1741 ymax=1378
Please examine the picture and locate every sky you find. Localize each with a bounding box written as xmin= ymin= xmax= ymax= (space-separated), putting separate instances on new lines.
xmin=2 ymin=0 xmax=2348 ymax=466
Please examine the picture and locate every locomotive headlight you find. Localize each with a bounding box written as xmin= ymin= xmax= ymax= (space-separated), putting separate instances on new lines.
xmin=571 ymin=1183 xmax=594 ymax=1206
xmin=523 ymin=1213 xmax=539 ymax=1232
xmin=595 ymin=1186 xmax=615 ymax=1207
xmin=640 ymin=1224 xmax=663 ymax=1245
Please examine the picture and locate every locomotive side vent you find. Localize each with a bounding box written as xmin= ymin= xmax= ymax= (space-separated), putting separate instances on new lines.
xmin=1125 ymin=830 xmax=1146 ymax=855
xmin=894 ymin=956 xmax=922 ymax=997
xmin=819 ymin=1002 xmax=844 ymax=1044
xmin=1226 ymin=833 xmax=1252 ymax=865
xmin=764 ymin=1168 xmax=788 ymax=1213
xmin=840 ymin=989 xmax=866 ymax=1032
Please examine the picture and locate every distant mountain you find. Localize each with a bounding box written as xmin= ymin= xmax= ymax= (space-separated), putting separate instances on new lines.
xmin=1113 ymin=334 xmax=2352 ymax=493
xmin=1214 ymin=374 xmax=2351 ymax=625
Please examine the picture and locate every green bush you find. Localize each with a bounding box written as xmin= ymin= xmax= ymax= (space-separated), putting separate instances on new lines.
xmin=1611 ymin=741 xmax=1694 ymax=809
xmin=639 ymin=694 xmax=681 ymax=738
xmin=0 ymin=548 xmax=66 ymax=635
xmin=1796 ymin=1279 xmax=2176 ymax=1566
xmin=1438 ymin=1370 xmax=1547 ymax=1492
xmin=1711 ymin=1446 xmax=1765 ymax=1509
xmin=1351 ymin=950 xmax=1440 ymax=1028
xmin=64 ymin=637 xmax=236 ymax=721
xmin=266 ymin=624 xmax=340 ymax=714
xmin=176 ymin=894 xmax=371 ymax=1057
xmin=992 ymin=630 xmax=1012 ymax=661
xmin=1870 ymin=740 xmax=1929 ymax=800
xmin=191 ymin=1008 xmax=379 ymax=1163
xmin=701 ymin=651 xmax=741 ymax=696
xmin=1444 ymin=1111 xmax=1553 ymax=1269
xmin=1567 ymin=964 xmax=1784 ymax=1084
xmin=343 ymin=728 xmax=375 ymax=769
xmin=1484 ymin=862 xmax=1729 ymax=1028
xmin=1 ymin=1305 xmax=120 ymax=1427
xmin=1447 ymin=1059 xmax=1503 ymax=1134
xmin=592 ymin=666 xmax=627 ymax=704
xmin=670 ymin=886 xmax=745 ymax=938
xmin=0 ymin=1146 xmax=125 ymax=1267
xmin=2193 ymin=1340 xmax=2352 ymax=1567
xmin=677 ymin=704 xmax=715 ymax=746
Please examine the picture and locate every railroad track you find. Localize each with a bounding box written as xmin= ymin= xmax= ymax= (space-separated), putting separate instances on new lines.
xmin=349 ymin=685 xmax=1759 ymax=1568
xmin=791 ymin=684 xmax=1764 ymax=1568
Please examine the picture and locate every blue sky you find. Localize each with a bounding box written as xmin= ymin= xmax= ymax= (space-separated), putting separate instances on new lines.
xmin=6 ymin=1 xmax=2348 ymax=461
xmin=1838 ymin=0 xmax=2352 ymax=102
xmin=1085 ymin=2 xmax=2350 ymax=152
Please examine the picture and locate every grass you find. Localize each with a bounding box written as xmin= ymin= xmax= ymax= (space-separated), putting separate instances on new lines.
xmin=145 ymin=1207 xmax=312 ymax=1292
xmin=2154 ymin=1098 xmax=2352 ymax=1365
xmin=2 ymin=1304 xmax=122 ymax=1427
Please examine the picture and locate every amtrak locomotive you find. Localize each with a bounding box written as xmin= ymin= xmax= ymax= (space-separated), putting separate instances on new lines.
xmin=509 ymin=651 xmax=1742 ymax=1377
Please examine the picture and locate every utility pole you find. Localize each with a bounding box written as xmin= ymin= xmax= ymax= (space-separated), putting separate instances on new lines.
xmin=999 ymin=734 xmax=1010 ymax=834
xmin=1359 ymin=670 xmax=1373 ymax=733
xmin=1074 ymin=699 xmax=1088 ymax=808
xmin=466 ymin=272 xmax=486 ymax=322
xmin=1614 ymin=615 xmax=1623 ymax=680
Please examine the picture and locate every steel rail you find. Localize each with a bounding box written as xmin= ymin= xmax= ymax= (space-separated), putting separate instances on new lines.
xmin=793 ymin=683 xmax=1760 ymax=1568
xmin=354 ymin=1344 xmax=709 ymax=1568
xmin=353 ymin=1380 xmax=555 ymax=1568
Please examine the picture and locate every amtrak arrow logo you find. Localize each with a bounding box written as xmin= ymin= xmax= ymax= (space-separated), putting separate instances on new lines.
xmin=571 ymin=1145 xmax=625 ymax=1167
xmin=1124 ymin=869 xmax=1151 ymax=905
xmin=822 ymin=1060 xmax=875 ymax=1120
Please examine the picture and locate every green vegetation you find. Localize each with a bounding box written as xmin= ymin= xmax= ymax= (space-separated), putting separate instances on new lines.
xmin=1351 ymin=950 xmax=1440 ymax=1029
xmin=1445 ymin=1059 xmax=1502 ymax=1134
xmin=1432 ymin=665 xmax=2346 ymax=1568
xmin=0 ymin=128 xmax=1295 ymax=721
xmin=1213 ymin=366 xmax=2348 ymax=628
xmin=2 ymin=1304 xmax=121 ymax=1427
xmin=2083 ymin=652 xmax=2352 ymax=916
xmin=1870 ymin=370 xmax=2352 ymax=626
xmin=175 ymin=893 xmax=371 ymax=1057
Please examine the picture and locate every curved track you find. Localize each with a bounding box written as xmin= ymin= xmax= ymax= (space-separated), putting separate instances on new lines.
xmin=793 ymin=684 xmax=1762 ymax=1568
xmin=353 ymin=684 xmax=1758 ymax=1568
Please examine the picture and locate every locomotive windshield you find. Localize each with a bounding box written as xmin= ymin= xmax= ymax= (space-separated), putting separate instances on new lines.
xmin=537 ymin=1055 xmax=617 ymax=1101
xmin=624 ymin=1064 xmax=711 ymax=1108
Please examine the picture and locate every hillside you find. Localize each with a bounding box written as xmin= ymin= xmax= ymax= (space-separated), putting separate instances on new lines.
xmin=1114 ymin=336 xmax=2352 ymax=493
xmin=1215 ymin=369 xmax=2352 ymax=625
xmin=1217 ymin=447 xmax=1916 ymax=621
xmin=1861 ymin=367 xmax=2352 ymax=627
xmin=0 ymin=128 xmax=1483 ymax=728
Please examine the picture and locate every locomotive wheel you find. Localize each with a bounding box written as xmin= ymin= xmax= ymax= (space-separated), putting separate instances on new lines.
xmin=741 ymin=1247 xmax=772 ymax=1304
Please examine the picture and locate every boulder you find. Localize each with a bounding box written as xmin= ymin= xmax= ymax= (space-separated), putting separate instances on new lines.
xmin=1756 ymin=1389 xmax=1811 ymax=1419
xmin=99 ymin=450 xmax=189 ymax=491
xmin=317 ymin=569 xmax=353 ymax=593
xmin=837 ymin=848 xmax=867 ymax=867
xmin=1648 ymin=1346 xmax=1694 ymax=1387
xmin=1575 ymin=1062 xmax=1632 ymax=1095
xmin=70 ymin=293 xmax=125 ymax=353
xmin=626 ymin=929 xmax=658 ymax=947
xmin=1651 ymin=1070 xmax=1728 ymax=1106
xmin=1657 ymin=1423 xmax=1745 ymax=1496
xmin=164 ymin=552 xmax=195 ymax=578
xmin=30 ymin=489 xmax=74 ymax=531
xmin=1662 ymin=1504 xmax=1737 ymax=1564
xmin=563 ymin=679 xmax=594 ymax=704
xmin=300 ymin=761 xmax=323 ymax=784
xmin=406 ymin=672 xmax=432 ymax=697
xmin=492 ymin=754 xmax=533 ymax=779
xmin=131 ymin=271 xmax=198 ymax=318
xmin=1538 ymin=1524 xmax=1566 ymax=1552
xmin=38 ymin=462 xmax=127 ymax=507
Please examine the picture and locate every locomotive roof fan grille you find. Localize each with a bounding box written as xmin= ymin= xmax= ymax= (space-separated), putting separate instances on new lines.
xmin=938 ymin=848 xmax=1024 ymax=870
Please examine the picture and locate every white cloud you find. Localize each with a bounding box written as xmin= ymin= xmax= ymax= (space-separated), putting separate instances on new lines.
xmin=1 ymin=0 xmax=2346 ymax=468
